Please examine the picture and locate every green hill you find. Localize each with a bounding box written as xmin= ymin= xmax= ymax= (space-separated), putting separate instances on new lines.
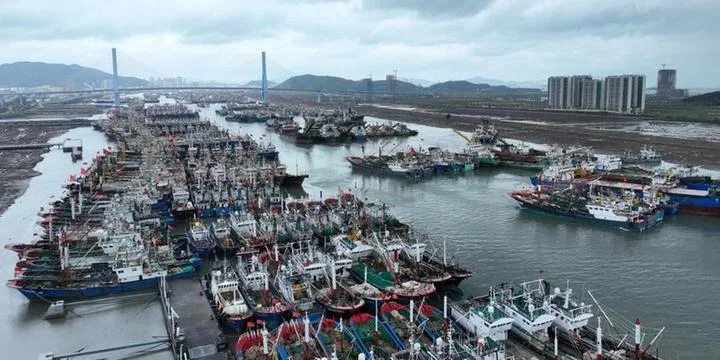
xmin=683 ymin=91 xmax=720 ymax=106
xmin=0 ymin=62 xmax=148 ymax=88
xmin=275 ymin=74 xmax=541 ymax=95
xmin=274 ymin=74 xmax=358 ymax=92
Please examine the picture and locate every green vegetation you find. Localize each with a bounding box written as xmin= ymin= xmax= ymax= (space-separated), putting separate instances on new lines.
xmin=644 ymin=103 xmax=720 ymax=123
xmin=683 ymin=91 xmax=720 ymax=106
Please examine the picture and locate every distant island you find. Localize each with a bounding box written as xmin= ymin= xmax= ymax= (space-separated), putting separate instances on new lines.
xmin=0 ymin=62 xmax=147 ymax=88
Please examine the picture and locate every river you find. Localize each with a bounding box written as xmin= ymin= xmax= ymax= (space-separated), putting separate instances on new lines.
xmin=1 ymin=106 xmax=718 ymax=359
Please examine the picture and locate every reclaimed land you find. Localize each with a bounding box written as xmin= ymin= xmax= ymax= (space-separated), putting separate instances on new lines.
xmin=355 ymin=104 xmax=720 ymax=170
xmin=0 ymin=119 xmax=93 ymax=213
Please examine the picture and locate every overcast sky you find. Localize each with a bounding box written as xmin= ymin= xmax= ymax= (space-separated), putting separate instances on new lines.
xmin=2 ymin=0 xmax=719 ymax=87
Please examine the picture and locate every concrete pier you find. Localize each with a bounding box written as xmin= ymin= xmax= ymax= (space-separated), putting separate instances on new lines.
xmin=160 ymin=276 xmax=227 ymax=360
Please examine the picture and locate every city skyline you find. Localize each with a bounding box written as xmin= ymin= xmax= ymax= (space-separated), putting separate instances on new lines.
xmin=1 ymin=0 xmax=719 ymax=87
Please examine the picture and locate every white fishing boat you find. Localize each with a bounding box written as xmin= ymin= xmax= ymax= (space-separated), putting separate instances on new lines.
xmin=490 ymin=281 xmax=558 ymax=341
xmin=210 ymin=267 xmax=253 ymax=330
xmin=331 ymin=232 xmax=374 ymax=260
xmin=449 ymin=298 xmax=514 ymax=342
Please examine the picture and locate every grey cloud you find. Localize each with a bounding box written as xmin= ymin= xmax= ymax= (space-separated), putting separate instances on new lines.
xmin=1 ymin=0 xmax=719 ymax=87
xmin=361 ymin=0 xmax=491 ymax=18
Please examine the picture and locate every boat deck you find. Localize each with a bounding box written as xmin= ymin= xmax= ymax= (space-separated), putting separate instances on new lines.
xmin=168 ymin=278 xmax=226 ymax=360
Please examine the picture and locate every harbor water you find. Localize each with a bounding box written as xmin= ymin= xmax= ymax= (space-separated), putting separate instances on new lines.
xmin=1 ymin=108 xmax=719 ymax=359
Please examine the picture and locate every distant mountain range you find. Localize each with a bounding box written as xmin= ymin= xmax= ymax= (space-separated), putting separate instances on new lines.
xmin=0 ymin=61 xmax=545 ymax=94
xmin=274 ymin=74 xmax=541 ymax=94
xmin=0 ymin=62 xmax=147 ymax=88
xmin=243 ymin=80 xmax=278 ymax=88
xmin=466 ymin=76 xmax=547 ymax=89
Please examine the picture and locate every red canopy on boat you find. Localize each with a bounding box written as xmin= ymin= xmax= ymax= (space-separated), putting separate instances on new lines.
xmin=380 ymin=301 xmax=406 ymax=315
xmin=349 ymin=313 xmax=373 ymax=325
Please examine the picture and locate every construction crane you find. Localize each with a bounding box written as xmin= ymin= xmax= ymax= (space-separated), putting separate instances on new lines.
xmin=452 ymin=129 xmax=472 ymax=143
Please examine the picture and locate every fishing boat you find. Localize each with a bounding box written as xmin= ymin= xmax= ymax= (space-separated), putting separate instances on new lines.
xmin=466 ymin=144 xmax=501 ymax=167
xmin=421 ymin=240 xmax=473 ymax=285
xmin=621 ymin=145 xmax=662 ymax=166
xmin=665 ymin=186 xmax=720 ymax=216
xmin=331 ymin=232 xmax=374 ymax=260
xmin=275 ymin=266 xmax=325 ymax=324
xmin=274 ymin=316 xmax=329 ymax=360
xmin=380 ymin=301 xmax=425 ymax=352
xmin=9 ymin=243 xmax=201 ymax=301
xmin=350 ymin=251 xmax=436 ymax=301
xmin=237 ymin=253 xmax=292 ymax=329
xmin=448 ymin=298 xmax=514 ymax=342
xmin=347 ymin=266 xmax=387 ymax=313
xmin=479 ymin=282 xmax=556 ymax=342
xmin=210 ymin=266 xmax=254 ymax=331
xmin=212 ymin=218 xmax=238 ymax=257
xmin=384 ymin=236 xmax=452 ymax=286
xmin=349 ymin=311 xmax=405 ymax=359
xmin=274 ymin=173 xmax=309 ymax=188
xmin=316 ymin=317 xmax=364 ymax=359
xmin=509 ymin=185 xmax=665 ymax=232
xmin=290 ymin=247 xmax=365 ymax=316
xmin=492 ymin=143 xmax=548 ymax=170
xmin=229 ymin=211 xmax=259 ymax=246
xmin=186 ymin=220 xmax=216 ymax=256
xmin=543 ymin=280 xmax=594 ymax=331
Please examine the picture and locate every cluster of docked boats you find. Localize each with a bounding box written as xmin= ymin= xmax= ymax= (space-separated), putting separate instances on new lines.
xmin=5 ymin=101 xmax=671 ymax=359
xmin=4 ymin=103 xmax=310 ymax=301
xmin=234 ymin=274 xmax=661 ymax=360
xmin=509 ymin=145 xmax=720 ymax=231
xmin=268 ymin=109 xmax=418 ymax=145
xmin=5 ymin=150 xmax=202 ymax=300
xmin=192 ymin=191 xmax=472 ymax=329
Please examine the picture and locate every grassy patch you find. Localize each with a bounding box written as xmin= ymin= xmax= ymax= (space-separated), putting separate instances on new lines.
xmin=644 ymin=103 xmax=720 ymax=123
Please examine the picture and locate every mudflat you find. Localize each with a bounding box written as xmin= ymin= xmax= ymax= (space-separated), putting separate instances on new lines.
xmin=357 ymin=105 xmax=720 ymax=170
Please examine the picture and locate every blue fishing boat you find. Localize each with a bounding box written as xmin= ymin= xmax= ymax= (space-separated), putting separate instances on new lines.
xmin=237 ymin=253 xmax=292 ymax=330
xmin=667 ymin=186 xmax=720 ymax=216
xmin=186 ymin=221 xmax=215 ymax=257
xmin=9 ymin=257 xmax=201 ymax=301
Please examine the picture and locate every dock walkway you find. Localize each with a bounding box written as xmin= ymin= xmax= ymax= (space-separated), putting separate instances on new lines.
xmin=161 ymin=277 xmax=227 ymax=360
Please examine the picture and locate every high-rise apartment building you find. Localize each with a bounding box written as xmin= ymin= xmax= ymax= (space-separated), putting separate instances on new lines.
xmin=547 ymin=76 xmax=571 ymax=109
xmin=604 ymin=75 xmax=645 ymax=113
xmin=548 ymin=73 xmax=645 ymax=113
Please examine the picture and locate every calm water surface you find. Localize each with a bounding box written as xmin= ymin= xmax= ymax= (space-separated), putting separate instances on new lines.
xmin=1 ymin=108 xmax=718 ymax=359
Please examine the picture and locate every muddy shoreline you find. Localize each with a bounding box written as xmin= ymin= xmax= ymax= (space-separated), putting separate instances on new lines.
xmin=357 ymin=105 xmax=720 ymax=170
xmin=0 ymin=121 xmax=91 ymax=214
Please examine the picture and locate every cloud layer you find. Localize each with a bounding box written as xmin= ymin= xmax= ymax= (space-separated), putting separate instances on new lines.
xmin=1 ymin=0 xmax=718 ymax=87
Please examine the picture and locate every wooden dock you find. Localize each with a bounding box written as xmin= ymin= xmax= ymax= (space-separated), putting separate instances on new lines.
xmin=160 ymin=277 xmax=228 ymax=360
xmin=0 ymin=143 xmax=59 ymax=151
xmin=0 ymin=139 xmax=82 ymax=152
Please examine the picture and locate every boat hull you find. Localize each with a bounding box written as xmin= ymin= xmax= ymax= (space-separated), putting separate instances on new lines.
xmin=225 ymin=314 xmax=253 ymax=331
xmin=668 ymin=193 xmax=720 ymax=216
xmin=188 ymin=240 xmax=214 ymax=257
xmin=274 ymin=174 xmax=308 ymax=188
xmin=11 ymin=269 xmax=197 ymax=301
xmin=512 ymin=195 xmax=662 ymax=232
